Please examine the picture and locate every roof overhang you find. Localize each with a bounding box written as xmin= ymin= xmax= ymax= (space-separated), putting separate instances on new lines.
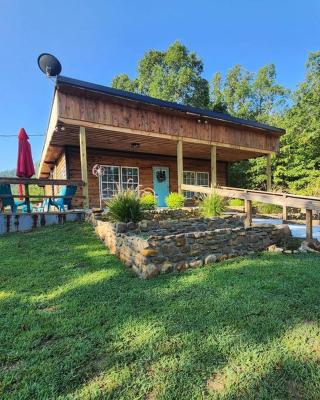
xmin=39 ymin=76 xmax=285 ymax=178
xmin=56 ymin=76 xmax=285 ymax=135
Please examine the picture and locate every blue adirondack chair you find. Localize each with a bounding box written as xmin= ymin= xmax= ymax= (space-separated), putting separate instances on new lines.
xmin=0 ymin=184 xmax=31 ymax=213
xmin=45 ymin=185 xmax=77 ymax=212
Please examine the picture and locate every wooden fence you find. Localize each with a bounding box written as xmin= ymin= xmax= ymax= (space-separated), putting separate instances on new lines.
xmin=181 ymin=184 xmax=320 ymax=240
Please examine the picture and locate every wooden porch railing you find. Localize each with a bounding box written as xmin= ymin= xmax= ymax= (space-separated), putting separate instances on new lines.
xmin=181 ymin=184 xmax=320 ymax=240
xmin=0 ymin=178 xmax=85 ymax=213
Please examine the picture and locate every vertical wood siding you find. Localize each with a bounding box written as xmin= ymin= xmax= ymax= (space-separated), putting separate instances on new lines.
xmin=58 ymin=92 xmax=280 ymax=152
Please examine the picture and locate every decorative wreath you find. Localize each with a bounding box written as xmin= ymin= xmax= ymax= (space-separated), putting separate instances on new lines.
xmin=92 ymin=164 xmax=102 ymax=177
xmin=156 ymin=170 xmax=166 ymax=182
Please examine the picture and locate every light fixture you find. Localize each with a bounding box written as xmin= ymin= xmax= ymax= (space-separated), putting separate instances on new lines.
xmin=131 ymin=142 xmax=140 ymax=150
xmin=54 ymin=125 xmax=66 ymax=132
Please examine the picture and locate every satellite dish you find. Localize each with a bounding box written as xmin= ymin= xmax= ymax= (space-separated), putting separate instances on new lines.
xmin=37 ymin=53 xmax=62 ymax=77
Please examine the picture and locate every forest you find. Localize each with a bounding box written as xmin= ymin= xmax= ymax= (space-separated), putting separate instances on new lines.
xmin=112 ymin=41 xmax=320 ymax=196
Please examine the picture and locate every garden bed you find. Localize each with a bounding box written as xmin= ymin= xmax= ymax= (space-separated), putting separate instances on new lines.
xmin=90 ymin=213 xmax=291 ymax=278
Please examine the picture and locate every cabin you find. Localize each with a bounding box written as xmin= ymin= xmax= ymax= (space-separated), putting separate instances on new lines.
xmin=39 ymin=76 xmax=284 ymax=209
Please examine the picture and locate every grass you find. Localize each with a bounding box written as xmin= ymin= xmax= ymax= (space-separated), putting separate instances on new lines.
xmin=228 ymin=198 xmax=244 ymax=207
xmin=253 ymin=202 xmax=283 ymax=214
xmin=1 ymin=223 xmax=320 ymax=399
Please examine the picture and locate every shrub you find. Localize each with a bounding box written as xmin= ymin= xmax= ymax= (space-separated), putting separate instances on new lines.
xmin=140 ymin=193 xmax=157 ymax=210
xmin=298 ymin=177 xmax=320 ymax=197
xmin=199 ymin=193 xmax=225 ymax=217
xmin=106 ymin=190 xmax=142 ymax=223
xmin=165 ymin=192 xmax=185 ymax=209
xmin=253 ymin=202 xmax=282 ymax=214
xmin=228 ymin=198 xmax=244 ymax=207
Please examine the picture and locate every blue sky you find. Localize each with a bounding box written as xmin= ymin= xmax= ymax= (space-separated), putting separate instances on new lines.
xmin=0 ymin=0 xmax=319 ymax=171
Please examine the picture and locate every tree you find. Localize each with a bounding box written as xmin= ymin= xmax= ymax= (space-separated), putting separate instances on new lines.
xmin=210 ymin=72 xmax=227 ymax=112
xmin=211 ymin=64 xmax=288 ymax=189
xmin=112 ymin=41 xmax=210 ymax=108
xmin=273 ymin=51 xmax=320 ymax=193
xmin=210 ymin=64 xmax=253 ymax=118
xmin=222 ymin=65 xmax=253 ymax=118
xmin=210 ymin=63 xmax=288 ymax=121
xmin=112 ymin=73 xmax=137 ymax=92
xmin=251 ymin=64 xmax=288 ymax=122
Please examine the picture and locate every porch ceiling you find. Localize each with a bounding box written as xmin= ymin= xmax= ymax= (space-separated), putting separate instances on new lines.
xmin=51 ymin=122 xmax=264 ymax=159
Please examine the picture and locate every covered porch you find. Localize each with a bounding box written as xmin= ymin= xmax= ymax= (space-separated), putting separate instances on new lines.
xmin=39 ymin=121 xmax=274 ymax=209
xmin=39 ymin=76 xmax=279 ymax=210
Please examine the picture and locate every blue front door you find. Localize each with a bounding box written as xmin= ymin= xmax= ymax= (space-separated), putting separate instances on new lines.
xmin=153 ymin=167 xmax=170 ymax=207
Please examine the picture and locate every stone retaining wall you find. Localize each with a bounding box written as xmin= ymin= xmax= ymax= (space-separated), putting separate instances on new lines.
xmin=91 ymin=214 xmax=290 ymax=279
xmin=95 ymin=214 xmax=243 ymax=234
xmin=141 ymin=208 xmax=200 ymax=220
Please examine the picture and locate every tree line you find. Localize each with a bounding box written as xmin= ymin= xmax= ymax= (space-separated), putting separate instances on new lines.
xmin=112 ymin=41 xmax=320 ymax=196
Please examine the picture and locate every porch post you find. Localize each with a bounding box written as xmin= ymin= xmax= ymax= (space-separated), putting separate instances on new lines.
xmin=282 ymin=194 xmax=288 ymax=221
xmin=306 ymin=209 xmax=313 ymax=240
xmin=79 ymin=126 xmax=89 ymax=209
xmin=211 ymin=145 xmax=217 ymax=188
xmin=177 ymin=139 xmax=183 ymax=194
xmin=266 ymin=154 xmax=272 ymax=192
xmin=245 ymin=199 xmax=252 ymax=227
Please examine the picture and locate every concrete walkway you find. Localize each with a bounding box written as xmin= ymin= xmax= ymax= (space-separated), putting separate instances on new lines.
xmin=253 ymin=218 xmax=320 ymax=240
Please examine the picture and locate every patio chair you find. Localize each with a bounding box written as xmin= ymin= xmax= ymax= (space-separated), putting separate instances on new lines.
xmin=44 ymin=185 xmax=77 ymax=212
xmin=0 ymin=184 xmax=30 ymax=213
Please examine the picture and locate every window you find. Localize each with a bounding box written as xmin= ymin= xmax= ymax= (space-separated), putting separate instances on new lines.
xmin=121 ymin=167 xmax=139 ymax=191
xmin=183 ymin=171 xmax=209 ymax=199
xmin=196 ymin=172 xmax=209 ymax=187
xmin=183 ymin=171 xmax=196 ymax=199
xmin=100 ymin=166 xmax=139 ymax=200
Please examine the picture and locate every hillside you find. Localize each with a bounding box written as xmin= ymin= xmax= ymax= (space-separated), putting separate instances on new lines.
xmin=0 ymin=168 xmax=16 ymax=177
xmin=0 ymin=162 xmax=39 ymax=178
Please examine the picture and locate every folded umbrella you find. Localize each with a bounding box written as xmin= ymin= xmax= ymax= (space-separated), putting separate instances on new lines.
xmin=16 ymin=128 xmax=35 ymax=203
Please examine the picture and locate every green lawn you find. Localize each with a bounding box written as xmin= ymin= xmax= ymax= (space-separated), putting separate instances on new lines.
xmin=1 ymin=223 xmax=320 ymax=399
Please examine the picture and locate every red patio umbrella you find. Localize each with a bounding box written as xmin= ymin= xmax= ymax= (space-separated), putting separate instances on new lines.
xmin=16 ymin=128 xmax=35 ymax=202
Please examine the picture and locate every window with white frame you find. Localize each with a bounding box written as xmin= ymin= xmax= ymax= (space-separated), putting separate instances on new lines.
xmin=121 ymin=167 xmax=139 ymax=191
xmin=183 ymin=171 xmax=196 ymax=199
xmin=100 ymin=165 xmax=139 ymax=200
xmin=183 ymin=171 xmax=209 ymax=199
xmin=196 ymin=172 xmax=209 ymax=187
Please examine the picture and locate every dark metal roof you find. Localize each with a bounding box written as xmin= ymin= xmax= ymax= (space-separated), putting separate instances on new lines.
xmin=56 ymin=75 xmax=285 ymax=134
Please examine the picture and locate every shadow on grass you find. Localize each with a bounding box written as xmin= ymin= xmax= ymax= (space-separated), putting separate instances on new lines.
xmin=0 ymin=222 xmax=320 ymax=399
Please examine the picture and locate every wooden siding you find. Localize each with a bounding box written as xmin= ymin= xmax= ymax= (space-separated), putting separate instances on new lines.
xmin=57 ymin=91 xmax=279 ymax=153
xmin=53 ymin=151 xmax=67 ymax=180
xmin=66 ymin=147 xmax=227 ymax=208
xmin=44 ymin=151 xmax=67 ymax=196
xmin=39 ymin=87 xmax=283 ymax=179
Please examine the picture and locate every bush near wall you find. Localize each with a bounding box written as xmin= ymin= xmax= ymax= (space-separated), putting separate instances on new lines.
xmin=140 ymin=193 xmax=157 ymax=210
xmin=199 ymin=193 xmax=225 ymax=217
xmin=165 ymin=192 xmax=185 ymax=209
xmin=107 ymin=190 xmax=142 ymax=223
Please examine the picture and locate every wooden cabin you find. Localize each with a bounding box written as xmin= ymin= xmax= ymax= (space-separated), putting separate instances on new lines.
xmin=39 ymin=76 xmax=285 ymax=208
